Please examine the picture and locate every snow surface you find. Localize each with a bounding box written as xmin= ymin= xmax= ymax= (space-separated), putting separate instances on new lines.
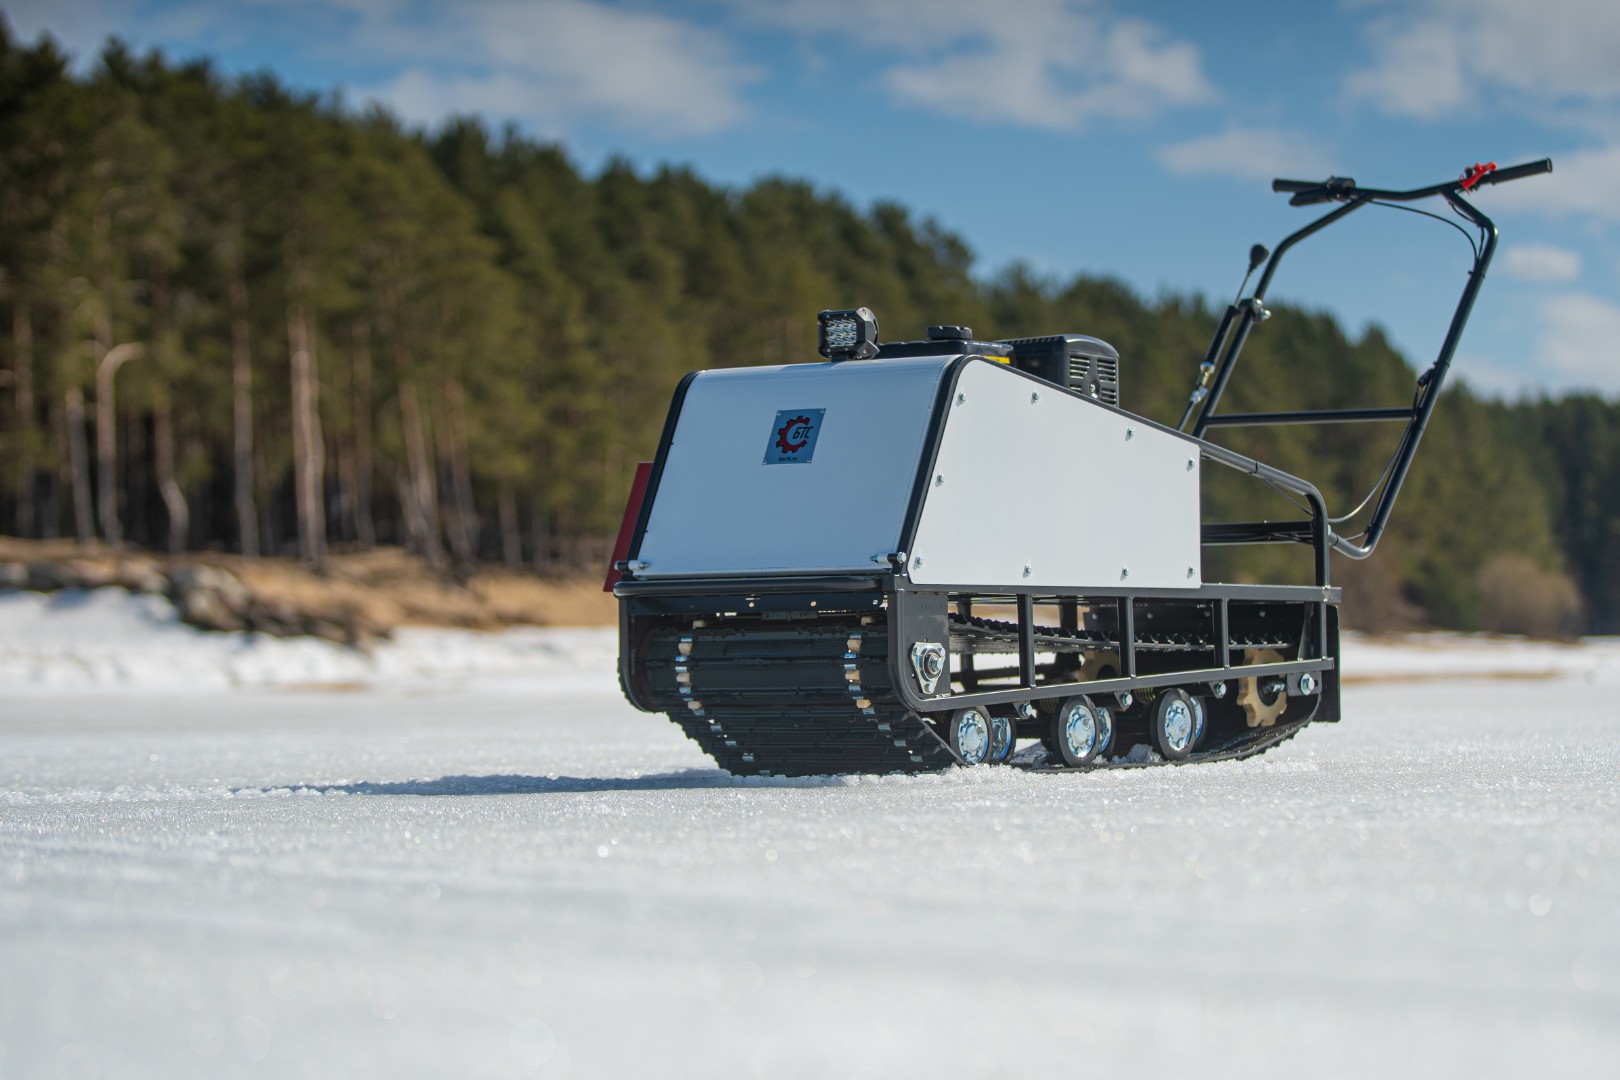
xmin=1 ymin=590 xmax=1617 ymax=1078
xmin=0 ymin=588 xmax=620 ymax=695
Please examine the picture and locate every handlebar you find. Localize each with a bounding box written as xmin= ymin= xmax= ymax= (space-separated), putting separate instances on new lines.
xmin=1270 ymin=159 xmax=1553 ymax=206
xmin=1470 ymin=158 xmax=1554 ymax=187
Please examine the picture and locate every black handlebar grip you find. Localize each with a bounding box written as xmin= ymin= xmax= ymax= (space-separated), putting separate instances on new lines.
xmin=1477 ymin=158 xmax=1554 ymax=186
xmin=1272 ymin=178 xmax=1318 ymax=193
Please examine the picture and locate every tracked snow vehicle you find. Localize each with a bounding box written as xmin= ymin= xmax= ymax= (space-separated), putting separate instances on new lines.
xmin=612 ymin=160 xmax=1553 ymax=775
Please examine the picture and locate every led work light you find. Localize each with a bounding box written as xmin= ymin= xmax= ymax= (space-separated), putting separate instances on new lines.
xmin=817 ymin=307 xmax=880 ymax=361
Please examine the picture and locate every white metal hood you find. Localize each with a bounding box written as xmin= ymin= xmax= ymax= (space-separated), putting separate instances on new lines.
xmin=633 ymin=356 xmax=953 ymax=577
xmin=907 ymin=359 xmax=1202 ymax=590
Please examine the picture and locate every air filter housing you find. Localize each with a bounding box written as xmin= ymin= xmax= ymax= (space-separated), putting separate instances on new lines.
xmin=1007 ymin=334 xmax=1120 ymax=406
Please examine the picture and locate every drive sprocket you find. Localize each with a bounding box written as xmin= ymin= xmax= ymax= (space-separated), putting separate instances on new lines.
xmin=1236 ymin=648 xmax=1286 ymax=728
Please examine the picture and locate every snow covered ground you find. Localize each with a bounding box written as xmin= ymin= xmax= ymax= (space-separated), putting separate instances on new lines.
xmin=1 ymin=590 xmax=1616 ymax=1079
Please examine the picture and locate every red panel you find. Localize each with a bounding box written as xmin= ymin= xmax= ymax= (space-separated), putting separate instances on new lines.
xmin=603 ymin=461 xmax=655 ymax=592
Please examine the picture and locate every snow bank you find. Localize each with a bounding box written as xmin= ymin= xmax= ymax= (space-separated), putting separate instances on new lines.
xmin=4 ymin=586 xmax=1619 ymax=695
xmin=1341 ymin=630 xmax=1620 ymax=682
xmin=0 ymin=588 xmax=618 ymax=694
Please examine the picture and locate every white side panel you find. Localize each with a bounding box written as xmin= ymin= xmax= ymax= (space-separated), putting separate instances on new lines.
xmin=910 ymin=360 xmax=1202 ymax=589
xmin=636 ymin=356 xmax=952 ymax=576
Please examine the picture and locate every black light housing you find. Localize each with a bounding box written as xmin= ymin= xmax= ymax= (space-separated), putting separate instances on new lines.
xmin=817 ymin=307 xmax=880 ymax=361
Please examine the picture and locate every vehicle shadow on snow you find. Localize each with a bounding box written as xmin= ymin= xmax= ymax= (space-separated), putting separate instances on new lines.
xmin=261 ymin=770 xmax=856 ymax=796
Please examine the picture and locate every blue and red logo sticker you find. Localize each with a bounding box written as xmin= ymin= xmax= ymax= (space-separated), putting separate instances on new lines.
xmin=764 ymin=409 xmax=825 ymax=464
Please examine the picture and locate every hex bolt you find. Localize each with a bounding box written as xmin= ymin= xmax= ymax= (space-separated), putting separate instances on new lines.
xmin=1186 ymin=459 xmax=1196 ymax=471
xmin=1120 ymin=567 xmax=1130 ymax=580
xmin=1187 ymin=567 xmax=1196 ymax=579
xmin=1030 ymin=392 xmax=1040 ymax=404
xmin=956 ymin=392 xmax=967 ymax=406
xmin=913 ymin=555 xmax=924 ymax=568
xmin=1022 ymin=564 xmax=1032 ymax=578
xmin=934 ymin=473 xmax=945 ymax=487
xmin=1299 ymin=672 xmax=1317 ymax=695
xmin=1125 ymin=428 xmax=1135 ymax=441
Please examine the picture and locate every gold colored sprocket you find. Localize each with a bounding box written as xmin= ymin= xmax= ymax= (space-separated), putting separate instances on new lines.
xmin=1236 ymin=648 xmax=1286 ymax=728
xmin=1078 ymin=649 xmax=1120 ymax=682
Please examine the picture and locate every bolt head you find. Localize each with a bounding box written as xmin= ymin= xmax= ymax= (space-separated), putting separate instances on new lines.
xmin=1030 ymin=392 xmax=1040 ymax=404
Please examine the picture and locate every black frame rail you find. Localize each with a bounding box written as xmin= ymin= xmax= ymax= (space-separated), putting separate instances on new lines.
xmin=1180 ymin=158 xmax=1553 ymax=576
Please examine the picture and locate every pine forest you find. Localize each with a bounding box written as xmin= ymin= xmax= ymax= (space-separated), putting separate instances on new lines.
xmin=3 ymin=30 xmax=1618 ymax=635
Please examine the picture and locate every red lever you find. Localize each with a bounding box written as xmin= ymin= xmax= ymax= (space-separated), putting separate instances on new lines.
xmin=1460 ymin=162 xmax=1497 ymax=190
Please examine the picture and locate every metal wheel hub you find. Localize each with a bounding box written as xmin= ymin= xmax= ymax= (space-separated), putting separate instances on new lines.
xmin=989 ymin=712 xmax=1015 ymax=762
xmin=1061 ymin=701 xmax=1097 ymax=758
xmin=954 ymin=709 xmax=990 ymax=764
xmin=1162 ymin=699 xmax=1194 ymax=753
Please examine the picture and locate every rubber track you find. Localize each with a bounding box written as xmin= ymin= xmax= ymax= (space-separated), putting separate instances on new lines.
xmin=642 ymin=621 xmax=956 ymax=777
xmin=639 ymin=618 xmax=1309 ymax=777
xmin=1021 ymin=716 xmax=1309 ymax=772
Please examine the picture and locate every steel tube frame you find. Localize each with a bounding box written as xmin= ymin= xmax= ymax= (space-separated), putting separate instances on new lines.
xmin=1181 ymin=168 xmax=1526 ymax=569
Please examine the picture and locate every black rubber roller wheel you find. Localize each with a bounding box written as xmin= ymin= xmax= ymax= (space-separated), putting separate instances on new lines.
xmin=1151 ymin=688 xmax=1198 ymax=762
xmin=987 ymin=710 xmax=1016 ymax=764
xmin=946 ymin=706 xmax=992 ymax=766
xmin=1052 ymin=695 xmax=1107 ymax=767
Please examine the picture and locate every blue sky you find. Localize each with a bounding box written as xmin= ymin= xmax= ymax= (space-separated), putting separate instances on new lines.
xmin=8 ymin=0 xmax=1620 ymax=398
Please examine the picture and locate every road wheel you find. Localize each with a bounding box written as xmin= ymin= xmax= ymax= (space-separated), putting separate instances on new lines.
xmin=1151 ymin=688 xmax=1197 ymax=761
xmin=987 ymin=710 xmax=1016 ymax=764
xmin=1189 ymin=693 xmax=1208 ymax=749
xmin=1052 ymin=695 xmax=1104 ymax=767
xmin=947 ymin=706 xmax=992 ymax=766
xmin=1093 ymin=704 xmax=1116 ymax=760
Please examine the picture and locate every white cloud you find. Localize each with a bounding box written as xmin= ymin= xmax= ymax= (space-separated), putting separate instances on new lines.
xmin=1535 ymin=292 xmax=1620 ymax=391
xmin=1157 ymin=128 xmax=1335 ymax=182
xmin=359 ymin=0 xmax=761 ymax=138
xmin=733 ymin=0 xmax=1214 ymax=131
xmin=2 ymin=0 xmax=138 ymax=60
xmin=12 ymin=0 xmax=1211 ymax=138
xmin=1481 ymin=146 xmax=1620 ymax=225
xmin=1500 ymin=243 xmax=1582 ymax=283
xmin=1344 ymin=0 xmax=1620 ymax=119
xmin=11 ymin=0 xmax=761 ymax=139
